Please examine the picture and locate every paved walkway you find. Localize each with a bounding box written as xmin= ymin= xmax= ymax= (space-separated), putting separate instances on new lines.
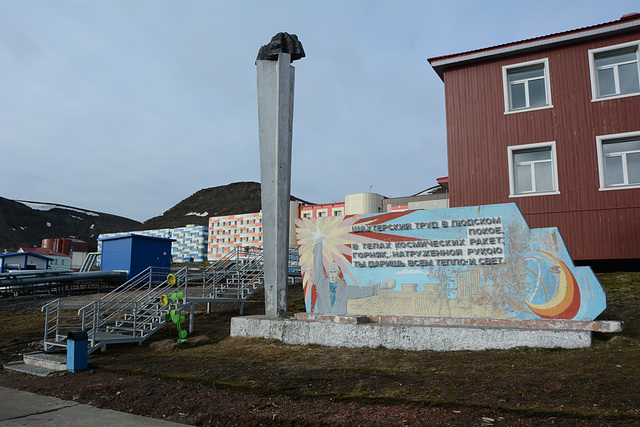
xmin=0 ymin=386 xmax=183 ymax=426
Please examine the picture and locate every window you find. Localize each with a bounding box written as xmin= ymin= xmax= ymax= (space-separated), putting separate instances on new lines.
xmin=333 ymin=209 xmax=343 ymax=216
xmin=503 ymin=59 xmax=552 ymax=112
xmin=508 ymin=142 xmax=559 ymax=196
xmin=590 ymin=41 xmax=640 ymax=100
xmin=597 ymin=132 xmax=640 ymax=190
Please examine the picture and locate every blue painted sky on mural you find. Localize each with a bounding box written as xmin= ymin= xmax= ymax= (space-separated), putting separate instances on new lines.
xmin=1 ymin=1 xmax=637 ymax=221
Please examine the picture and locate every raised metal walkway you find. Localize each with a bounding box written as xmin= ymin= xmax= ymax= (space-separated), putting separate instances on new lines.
xmin=183 ymin=246 xmax=265 ymax=313
xmin=40 ymin=247 xmax=292 ymax=353
xmin=42 ymin=266 xmax=181 ymax=354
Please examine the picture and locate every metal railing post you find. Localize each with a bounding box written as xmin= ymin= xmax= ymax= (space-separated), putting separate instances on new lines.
xmin=133 ymin=301 xmax=137 ymax=337
xmin=43 ymin=305 xmax=50 ymax=350
xmin=92 ymin=300 xmax=99 ymax=346
xmin=54 ymin=300 xmax=60 ymax=339
xmin=189 ymin=303 xmax=194 ymax=333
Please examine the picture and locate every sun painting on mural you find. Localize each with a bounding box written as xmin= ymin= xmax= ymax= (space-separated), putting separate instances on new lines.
xmin=295 ymin=211 xmax=421 ymax=313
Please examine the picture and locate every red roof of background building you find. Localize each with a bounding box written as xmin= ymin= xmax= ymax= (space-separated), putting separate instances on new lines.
xmin=18 ymin=247 xmax=70 ymax=258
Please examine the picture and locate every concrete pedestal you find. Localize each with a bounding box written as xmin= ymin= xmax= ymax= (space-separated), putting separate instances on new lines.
xmin=230 ymin=314 xmax=623 ymax=351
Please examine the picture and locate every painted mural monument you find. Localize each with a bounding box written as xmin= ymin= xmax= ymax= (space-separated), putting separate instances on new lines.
xmin=230 ymin=34 xmax=620 ymax=351
xmin=296 ymin=203 xmax=605 ymax=322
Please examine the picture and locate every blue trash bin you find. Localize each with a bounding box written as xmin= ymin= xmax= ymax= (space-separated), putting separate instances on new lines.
xmin=67 ymin=330 xmax=88 ymax=373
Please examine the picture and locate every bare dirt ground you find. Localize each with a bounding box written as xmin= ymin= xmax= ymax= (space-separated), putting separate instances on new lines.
xmin=0 ymin=273 xmax=639 ymax=426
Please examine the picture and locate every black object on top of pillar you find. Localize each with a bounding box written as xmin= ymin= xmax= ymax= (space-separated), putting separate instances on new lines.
xmin=256 ymin=32 xmax=305 ymax=63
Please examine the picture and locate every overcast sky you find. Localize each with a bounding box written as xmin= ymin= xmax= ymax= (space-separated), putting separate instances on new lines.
xmin=1 ymin=1 xmax=637 ymax=222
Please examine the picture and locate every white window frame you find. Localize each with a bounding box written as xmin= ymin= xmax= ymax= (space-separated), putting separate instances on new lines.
xmin=596 ymin=131 xmax=640 ymax=191
xmin=589 ymin=40 xmax=640 ymax=102
xmin=502 ymin=58 xmax=553 ymax=114
xmin=316 ymin=209 xmax=328 ymax=218
xmin=508 ymin=141 xmax=560 ymax=197
xmin=332 ymin=208 xmax=343 ymax=216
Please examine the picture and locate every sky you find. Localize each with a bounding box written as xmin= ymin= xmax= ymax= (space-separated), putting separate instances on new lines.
xmin=1 ymin=1 xmax=638 ymax=222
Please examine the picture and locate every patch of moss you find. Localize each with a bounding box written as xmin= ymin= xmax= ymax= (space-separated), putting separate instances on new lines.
xmin=1 ymin=312 xmax=45 ymax=337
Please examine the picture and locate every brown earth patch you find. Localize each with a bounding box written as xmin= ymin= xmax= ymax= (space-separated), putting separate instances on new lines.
xmin=1 ymin=274 xmax=639 ymax=426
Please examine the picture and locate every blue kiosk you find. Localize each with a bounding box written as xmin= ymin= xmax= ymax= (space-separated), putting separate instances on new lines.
xmin=99 ymin=234 xmax=173 ymax=279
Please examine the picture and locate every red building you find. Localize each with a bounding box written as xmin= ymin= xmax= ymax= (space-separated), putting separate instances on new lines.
xmin=299 ymin=202 xmax=345 ymax=219
xmin=428 ymin=13 xmax=640 ymax=267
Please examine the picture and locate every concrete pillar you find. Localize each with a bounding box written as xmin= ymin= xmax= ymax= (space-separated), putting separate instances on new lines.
xmin=256 ymin=32 xmax=304 ymax=318
xmin=257 ymin=53 xmax=295 ymax=318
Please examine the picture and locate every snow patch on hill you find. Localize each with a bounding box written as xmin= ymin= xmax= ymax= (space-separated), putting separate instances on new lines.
xmin=17 ymin=201 xmax=100 ymax=217
xmin=185 ymin=212 xmax=209 ymax=217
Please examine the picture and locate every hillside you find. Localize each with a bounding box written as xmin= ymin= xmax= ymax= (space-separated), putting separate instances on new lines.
xmin=0 ymin=197 xmax=142 ymax=252
xmin=140 ymin=181 xmax=310 ymax=230
xmin=1 ymin=182 xmax=310 ymax=252
xmin=140 ymin=182 xmax=263 ymax=230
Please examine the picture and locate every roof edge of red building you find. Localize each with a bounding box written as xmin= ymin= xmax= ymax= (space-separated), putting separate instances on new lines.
xmin=428 ymin=13 xmax=640 ymax=80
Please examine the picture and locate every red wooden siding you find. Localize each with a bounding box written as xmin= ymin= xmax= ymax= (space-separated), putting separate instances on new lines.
xmin=444 ymin=31 xmax=640 ymax=260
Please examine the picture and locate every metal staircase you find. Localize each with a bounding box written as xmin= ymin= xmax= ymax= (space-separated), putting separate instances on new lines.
xmin=184 ymin=246 xmax=265 ymax=314
xmin=79 ymin=252 xmax=100 ymax=272
xmin=42 ymin=266 xmax=186 ymax=354
xmin=40 ymin=247 xmax=303 ymax=353
xmin=41 ymin=248 xmax=269 ymax=353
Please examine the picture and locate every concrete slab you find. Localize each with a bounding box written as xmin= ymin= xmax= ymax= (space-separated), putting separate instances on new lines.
xmin=3 ymin=361 xmax=54 ymax=377
xmin=0 ymin=386 xmax=75 ymax=421
xmin=0 ymin=386 xmax=182 ymax=426
xmin=23 ymin=352 xmax=66 ymax=371
xmin=229 ymin=315 xmax=620 ymax=351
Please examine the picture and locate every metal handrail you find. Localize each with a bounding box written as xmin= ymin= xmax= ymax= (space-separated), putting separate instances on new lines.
xmin=40 ymin=266 xmax=184 ymax=352
xmin=79 ymin=252 xmax=100 ymax=272
xmin=42 ymin=297 xmax=97 ymax=351
xmin=89 ymin=266 xmax=169 ymax=304
xmin=79 ymin=267 xmax=187 ymax=337
xmin=196 ymin=247 xmax=264 ymax=299
xmin=77 ymin=266 xmax=172 ymax=319
xmin=42 ymin=247 xmax=282 ymax=352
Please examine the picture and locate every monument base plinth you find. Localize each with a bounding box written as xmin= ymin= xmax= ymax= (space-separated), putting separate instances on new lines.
xmin=230 ymin=314 xmax=622 ymax=351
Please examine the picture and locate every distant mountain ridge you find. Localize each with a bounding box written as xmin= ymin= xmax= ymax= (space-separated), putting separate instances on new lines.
xmin=0 ymin=197 xmax=142 ymax=252
xmin=1 ymin=181 xmax=309 ymax=252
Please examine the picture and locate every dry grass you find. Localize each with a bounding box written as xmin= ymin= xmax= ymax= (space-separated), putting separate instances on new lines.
xmin=1 ymin=272 xmax=639 ymax=424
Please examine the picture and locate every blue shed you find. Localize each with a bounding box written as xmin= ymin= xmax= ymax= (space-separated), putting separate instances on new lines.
xmin=0 ymin=252 xmax=52 ymax=273
xmin=98 ymin=234 xmax=173 ymax=279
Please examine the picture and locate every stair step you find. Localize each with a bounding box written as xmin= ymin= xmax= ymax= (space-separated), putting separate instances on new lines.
xmin=122 ymin=315 xmax=165 ymax=322
xmin=4 ymin=361 xmax=56 ymax=377
xmin=23 ymin=352 xmax=66 ymax=371
xmin=41 ymin=264 xmax=264 ymax=355
xmin=107 ymin=323 xmax=162 ymax=332
xmin=117 ymin=318 xmax=164 ymax=325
